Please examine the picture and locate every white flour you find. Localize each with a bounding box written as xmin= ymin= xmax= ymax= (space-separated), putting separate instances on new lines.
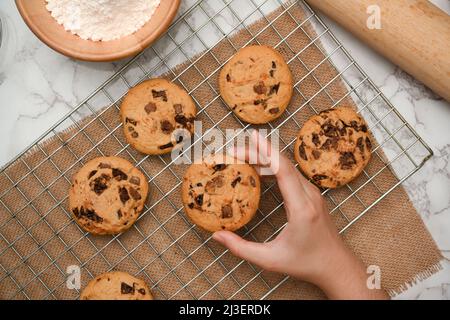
xmin=46 ymin=0 xmax=161 ymax=41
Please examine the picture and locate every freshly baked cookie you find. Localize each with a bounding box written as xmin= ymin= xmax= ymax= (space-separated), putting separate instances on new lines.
xmin=294 ymin=108 xmax=373 ymax=189
xmin=219 ymin=45 xmax=293 ymax=124
xmin=80 ymin=271 xmax=153 ymax=300
xmin=120 ymin=78 xmax=197 ymax=155
xmin=69 ymin=156 xmax=148 ymax=235
xmin=182 ymin=156 xmax=261 ymax=232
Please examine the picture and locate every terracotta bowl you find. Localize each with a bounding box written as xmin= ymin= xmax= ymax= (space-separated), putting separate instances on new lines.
xmin=16 ymin=0 xmax=180 ymax=62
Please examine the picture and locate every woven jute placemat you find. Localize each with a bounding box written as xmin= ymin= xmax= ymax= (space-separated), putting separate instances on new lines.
xmin=0 ymin=4 xmax=442 ymax=299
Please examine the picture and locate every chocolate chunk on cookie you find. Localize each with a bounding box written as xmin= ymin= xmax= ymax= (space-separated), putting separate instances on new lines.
xmin=160 ymin=120 xmax=174 ymax=134
xmin=294 ymin=107 xmax=373 ymax=189
xmin=120 ymin=78 xmax=197 ymax=155
xmin=69 ymin=156 xmax=149 ymax=235
xmin=221 ymin=205 xmax=233 ymax=219
xmin=90 ymin=174 xmax=110 ymax=195
xmin=112 ymin=168 xmax=128 ymax=181
xmin=181 ymin=156 xmax=261 ymax=232
xmin=219 ymin=45 xmax=293 ymax=124
xmin=80 ymin=271 xmax=153 ymax=300
xmin=152 ymin=89 xmax=167 ymax=101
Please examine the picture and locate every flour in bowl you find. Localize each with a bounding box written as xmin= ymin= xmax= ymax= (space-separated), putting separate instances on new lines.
xmin=46 ymin=0 xmax=161 ymax=41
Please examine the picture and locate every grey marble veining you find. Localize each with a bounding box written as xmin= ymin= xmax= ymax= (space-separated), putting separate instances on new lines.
xmin=0 ymin=0 xmax=449 ymax=299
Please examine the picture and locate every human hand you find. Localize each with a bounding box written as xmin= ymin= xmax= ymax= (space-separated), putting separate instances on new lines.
xmin=213 ymin=131 xmax=388 ymax=300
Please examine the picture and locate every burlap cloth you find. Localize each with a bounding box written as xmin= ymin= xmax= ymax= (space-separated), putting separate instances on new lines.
xmin=0 ymin=4 xmax=442 ymax=300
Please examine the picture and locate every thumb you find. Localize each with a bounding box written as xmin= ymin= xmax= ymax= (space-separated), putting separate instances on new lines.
xmin=213 ymin=231 xmax=277 ymax=272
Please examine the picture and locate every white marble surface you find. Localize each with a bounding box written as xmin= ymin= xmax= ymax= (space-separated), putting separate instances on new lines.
xmin=0 ymin=0 xmax=449 ymax=299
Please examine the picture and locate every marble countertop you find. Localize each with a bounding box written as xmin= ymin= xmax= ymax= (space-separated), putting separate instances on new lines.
xmin=0 ymin=0 xmax=449 ymax=299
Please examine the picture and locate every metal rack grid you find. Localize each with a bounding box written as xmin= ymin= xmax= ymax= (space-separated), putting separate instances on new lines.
xmin=0 ymin=0 xmax=433 ymax=300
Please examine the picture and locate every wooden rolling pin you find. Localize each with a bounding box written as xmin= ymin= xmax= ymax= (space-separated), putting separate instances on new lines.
xmin=305 ymin=0 xmax=450 ymax=102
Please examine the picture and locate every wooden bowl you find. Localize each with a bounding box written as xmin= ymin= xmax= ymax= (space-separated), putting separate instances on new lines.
xmin=16 ymin=0 xmax=180 ymax=62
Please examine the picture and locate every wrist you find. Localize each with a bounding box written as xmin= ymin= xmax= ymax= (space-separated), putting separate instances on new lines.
xmin=311 ymin=246 xmax=388 ymax=300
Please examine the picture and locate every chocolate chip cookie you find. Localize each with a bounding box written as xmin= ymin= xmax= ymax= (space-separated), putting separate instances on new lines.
xmin=182 ymin=156 xmax=261 ymax=232
xmin=80 ymin=271 xmax=153 ymax=300
xmin=219 ymin=45 xmax=293 ymax=124
xmin=69 ymin=156 xmax=148 ymax=235
xmin=120 ymin=78 xmax=197 ymax=155
xmin=294 ymin=108 xmax=373 ymax=189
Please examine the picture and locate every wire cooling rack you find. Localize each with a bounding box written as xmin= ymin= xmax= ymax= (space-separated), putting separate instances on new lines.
xmin=0 ymin=0 xmax=433 ymax=300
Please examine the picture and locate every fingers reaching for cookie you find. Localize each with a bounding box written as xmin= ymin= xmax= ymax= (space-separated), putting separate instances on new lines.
xmin=228 ymin=130 xmax=321 ymax=213
xmin=228 ymin=130 xmax=276 ymax=176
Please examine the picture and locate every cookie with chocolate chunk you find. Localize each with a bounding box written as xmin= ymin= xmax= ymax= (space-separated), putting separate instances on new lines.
xmin=182 ymin=156 xmax=261 ymax=232
xmin=80 ymin=271 xmax=153 ymax=300
xmin=120 ymin=78 xmax=197 ymax=155
xmin=219 ymin=45 xmax=293 ymax=124
xmin=69 ymin=156 xmax=148 ymax=235
xmin=294 ymin=108 xmax=373 ymax=189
